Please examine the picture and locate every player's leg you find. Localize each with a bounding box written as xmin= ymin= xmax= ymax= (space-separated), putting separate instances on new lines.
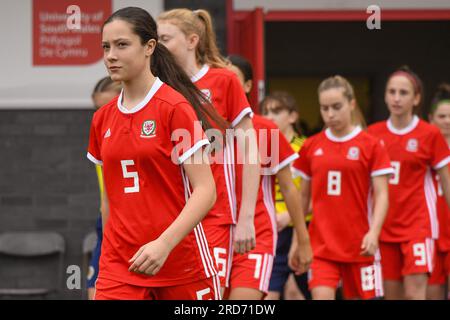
xmin=228 ymin=252 xmax=273 ymax=300
xmin=156 ymin=275 xmax=221 ymax=300
xmin=266 ymin=227 xmax=293 ymax=300
xmin=402 ymin=238 xmax=434 ymax=300
xmin=427 ymin=249 xmax=446 ymax=300
xmin=379 ymin=241 xmax=404 ymax=299
xmin=404 ymin=274 xmax=428 ymax=300
xmin=87 ymin=215 xmax=103 ymax=300
xmin=309 ymin=257 xmax=340 ymax=300
xmin=284 ymin=273 xmax=305 ymax=300
xmin=228 ymin=287 xmax=263 ymax=300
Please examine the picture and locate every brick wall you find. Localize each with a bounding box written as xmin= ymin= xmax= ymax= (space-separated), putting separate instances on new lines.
xmin=0 ymin=110 xmax=99 ymax=299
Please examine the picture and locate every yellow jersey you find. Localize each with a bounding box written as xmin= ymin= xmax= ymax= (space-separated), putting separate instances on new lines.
xmin=95 ymin=164 xmax=104 ymax=202
xmin=274 ymin=135 xmax=312 ymax=223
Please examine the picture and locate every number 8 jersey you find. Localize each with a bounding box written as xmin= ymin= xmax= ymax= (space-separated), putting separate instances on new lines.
xmin=368 ymin=116 xmax=450 ymax=242
xmin=86 ymin=78 xmax=217 ymax=287
xmin=292 ymin=126 xmax=393 ymax=262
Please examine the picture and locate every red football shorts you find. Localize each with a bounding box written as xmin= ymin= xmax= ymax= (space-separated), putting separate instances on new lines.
xmin=380 ymin=238 xmax=434 ymax=281
xmin=229 ymin=252 xmax=274 ymax=295
xmin=94 ymin=275 xmax=221 ymax=300
xmin=308 ymin=256 xmax=384 ymax=299
xmin=202 ymin=224 xmax=234 ymax=288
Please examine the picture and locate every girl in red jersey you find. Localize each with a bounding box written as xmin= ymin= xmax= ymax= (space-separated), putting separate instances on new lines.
xmin=293 ymin=76 xmax=392 ymax=300
xmin=368 ymin=67 xmax=450 ymax=300
xmin=224 ymin=56 xmax=312 ymax=299
xmin=87 ymin=7 xmax=228 ymax=300
xmin=157 ymin=9 xmax=260 ymax=292
xmin=427 ymin=83 xmax=450 ymax=300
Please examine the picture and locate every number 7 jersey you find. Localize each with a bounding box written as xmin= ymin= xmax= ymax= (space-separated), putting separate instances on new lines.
xmin=292 ymin=127 xmax=393 ymax=262
xmin=368 ymin=116 xmax=450 ymax=242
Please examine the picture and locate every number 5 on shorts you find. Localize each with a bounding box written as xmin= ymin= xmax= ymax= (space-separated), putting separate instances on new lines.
xmin=213 ymin=248 xmax=227 ymax=277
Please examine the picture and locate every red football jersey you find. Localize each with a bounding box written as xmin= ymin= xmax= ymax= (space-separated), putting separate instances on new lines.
xmin=435 ymin=157 xmax=450 ymax=252
xmin=192 ymin=65 xmax=253 ymax=226
xmin=235 ymin=115 xmax=298 ymax=255
xmin=292 ymin=127 xmax=393 ymax=263
xmin=368 ymin=116 xmax=450 ymax=242
xmin=87 ymin=78 xmax=217 ymax=287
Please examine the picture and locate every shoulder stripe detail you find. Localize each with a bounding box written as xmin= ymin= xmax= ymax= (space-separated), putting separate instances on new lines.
xmin=178 ymin=139 xmax=210 ymax=164
xmin=87 ymin=152 xmax=102 ymax=165
xmin=271 ymin=153 xmax=299 ymax=175
xmin=371 ymin=168 xmax=394 ymax=177
xmin=231 ymin=107 xmax=253 ymax=128
xmin=433 ymin=155 xmax=450 ymax=170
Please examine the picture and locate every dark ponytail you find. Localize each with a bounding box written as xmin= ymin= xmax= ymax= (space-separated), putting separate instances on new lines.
xmin=103 ymin=7 xmax=228 ymax=132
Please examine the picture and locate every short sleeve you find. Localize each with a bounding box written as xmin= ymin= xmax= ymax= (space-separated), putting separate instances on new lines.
xmin=226 ymin=74 xmax=253 ymax=127
xmin=292 ymin=138 xmax=312 ymax=180
xmin=87 ymin=113 xmax=103 ymax=165
xmin=431 ymin=129 xmax=450 ymax=170
xmin=370 ymin=139 xmax=394 ymax=177
xmin=170 ymin=103 xmax=210 ymax=164
xmin=270 ymin=129 xmax=298 ymax=175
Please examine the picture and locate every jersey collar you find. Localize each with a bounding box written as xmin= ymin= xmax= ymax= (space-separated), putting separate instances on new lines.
xmin=190 ymin=64 xmax=209 ymax=83
xmin=117 ymin=77 xmax=163 ymax=114
xmin=325 ymin=126 xmax=362 ymax=142
xmin=387 ymin=115 xmax=419 ymax=135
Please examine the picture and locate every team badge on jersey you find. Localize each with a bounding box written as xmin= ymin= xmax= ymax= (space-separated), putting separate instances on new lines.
xmin=200 ymin=89 xmax=212 ymax=102
xmin=347 ymin=147 xmax=360 ymax=160
xmin=406 ymin=138 xmax=418 ymax=152
xmin=141 ymin=120 xmax=156 ymax=138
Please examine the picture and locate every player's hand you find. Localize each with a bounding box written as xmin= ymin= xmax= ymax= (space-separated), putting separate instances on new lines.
xmin=288 ymin=237 xmax=312 ymax=275
xmin=234 ymin=213 xmax=256 ymax=254
xmin=276 ymin=211 xmax=291 ymax=232
xmin=128 ymin=238 xmax=171 ymax=276
xmin=360 ymin=231 xmax=378 ymax=256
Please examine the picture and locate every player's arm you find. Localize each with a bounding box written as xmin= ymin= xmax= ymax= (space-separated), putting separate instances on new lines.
xmin=129 ymin=148 xmax=216 ymax=276
xmin=100 ymin=188 xmax=109 ymax=232
xmin=361 ymin=174 xmax=389 ymax=256
xmin=234 ymin=116 xmax=260 ymax=254
xmin=437 ymin=165 xmax=450 ymax=208
xmin=288 ymin=178 xmax=312 ymax=274
xmin=277 ymin=166 xmax=312 ymax=274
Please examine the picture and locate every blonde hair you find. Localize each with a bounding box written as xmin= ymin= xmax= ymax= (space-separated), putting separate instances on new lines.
xmin=158 ymin=9 xmax=227 ymax=68
xmin=318 ymin=75 xmax=367 ymax=128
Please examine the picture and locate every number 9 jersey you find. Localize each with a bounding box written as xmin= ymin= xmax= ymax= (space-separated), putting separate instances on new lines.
xmin=367 ymin=116 xmax=450 ymax=242
xmin=292 ymin=126 xmax=393 ymax=263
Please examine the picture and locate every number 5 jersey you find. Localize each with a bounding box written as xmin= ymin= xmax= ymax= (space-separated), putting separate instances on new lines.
xmin=86 ymin=78 xmax=217 ymax=287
